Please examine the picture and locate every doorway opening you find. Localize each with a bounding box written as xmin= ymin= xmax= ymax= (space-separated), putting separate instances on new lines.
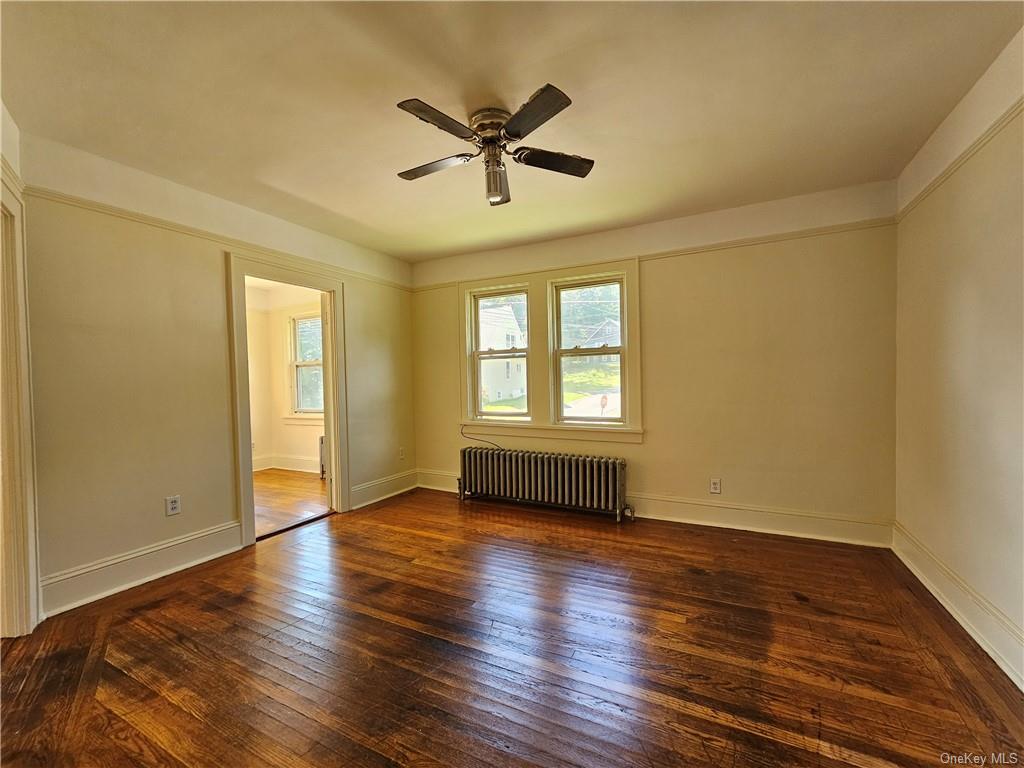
xmin=244 ymin=276 xmax=333 ymax=538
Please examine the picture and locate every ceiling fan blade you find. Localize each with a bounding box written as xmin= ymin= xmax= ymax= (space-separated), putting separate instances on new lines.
xmin=398 ymin=153 xmax=476 ymax=181
xmin=489 ymin=165 xmax=510 ymax=206
xmin=397 ymin=99 xmax=478 ymax=141
xmin=512 ymin=147 xmax=594 ymax=178
xmin=502 ymin=84 xmax=572 ymax=141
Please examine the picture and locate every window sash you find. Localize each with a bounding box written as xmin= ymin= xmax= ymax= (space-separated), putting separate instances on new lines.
xmin=473 ymin=290 xmax=527 ymax=354
xmin=554 ymin=278 xmax=623 ymax=351
xmin=294 ymin=362 xmax=324 ymax=413
xmin=554 ymin=277 xmax=626 ymax=424
xmin=473 ymin=350 xmax=528 ymax=418
xmin=292 ymin=314 xmax=324 ymax=413
xmin=471 ymin=289 xmax=528 ymax=418
xmin=556 ymin=348 xmax=624 ymax=423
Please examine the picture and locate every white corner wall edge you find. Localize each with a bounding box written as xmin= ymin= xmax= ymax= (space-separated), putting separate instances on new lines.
xmin=411 ymin=180 xmax=896 ymax=288
xmin=2 ymin=101 xmax=21 ymax=177
xmin=898 ymin=28 xmax=1024 ymax=210
xmin=19 ymin=133 xmax=411 ymax=287
xmin=39 ymin=521 xmax=242 ymax=618
xmin=892 ymin=523 xmax=1024 ymax=689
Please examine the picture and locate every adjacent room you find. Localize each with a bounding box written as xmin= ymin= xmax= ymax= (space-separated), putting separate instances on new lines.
xmin=244 ymin=276 xmax=332 ymax=538
xmin=1 ymin=2 xmax=1021 ymax=766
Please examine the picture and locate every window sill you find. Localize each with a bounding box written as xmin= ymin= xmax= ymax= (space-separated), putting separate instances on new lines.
xmin=283 ymin=414 xmax=324 ymax=425
xmin=461 ymin=420 xmax=643 ymax=444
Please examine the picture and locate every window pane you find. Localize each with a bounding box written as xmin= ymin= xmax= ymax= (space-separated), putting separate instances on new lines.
xmin=477 ymin=293 xmax=527 ymax=350
xmin=559 ymin=283 xmax=621 ymax=349
xmin=297 ymin=365 xmax=324 ymax=411
xmin=478 ymin=357 xmax=527 ymax=414
xmin=561 ymin=354 xmax=621 ymax=419
xmin=295 ymin=317 xmax=322 ymax=361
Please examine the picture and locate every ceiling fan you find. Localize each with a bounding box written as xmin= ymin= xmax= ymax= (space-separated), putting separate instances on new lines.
xmin=396 ymin=84 xmax=594 ymax=206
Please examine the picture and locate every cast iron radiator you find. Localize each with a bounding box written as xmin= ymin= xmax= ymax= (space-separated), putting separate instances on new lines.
xmin=458 ymin=447 xmax=633 ymax=522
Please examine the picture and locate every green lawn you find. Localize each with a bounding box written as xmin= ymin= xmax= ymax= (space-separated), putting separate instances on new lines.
xmin=563 ymin=367 xmax=619 ymax=393
xmin=482 ymin=362 xmax=619 ymax=412
xmin=483 ymin=394 xmax=527 ymax=412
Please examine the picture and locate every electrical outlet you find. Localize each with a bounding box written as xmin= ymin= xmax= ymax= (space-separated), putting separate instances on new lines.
xmin=165 ymin=495 xmax=181 ymax=516
xmin=399 ymin=446 xmax=406 ymax=460
xmin=709 ymin=478 xmax=722 ymax=495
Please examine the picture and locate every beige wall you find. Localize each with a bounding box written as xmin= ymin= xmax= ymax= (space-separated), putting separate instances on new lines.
xmin=895 ymin=112 xmax=1023 ymax=678
xmin=346 ymin=278 xmax=416 ymax=488
xmin=27 ymin=197 xmax=238 ymax=579
xmin=415 ymin=224 xmax=897 ymax=544
xmin=245 ymin=307 xmax=274 ymax=464
xmin=25 ymin=194 xmax=415 ymax=612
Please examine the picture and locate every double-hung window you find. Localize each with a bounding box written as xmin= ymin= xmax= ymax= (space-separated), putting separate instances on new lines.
xmin=555 ymin=279 xmax=624 ymax=423
xmin=292 ymin=315 xmax=323 ymax=413
xmin=472 ymin=291 xmax=528 ymax=417
xmin=461 ymin=261 xmax=640 ymax=440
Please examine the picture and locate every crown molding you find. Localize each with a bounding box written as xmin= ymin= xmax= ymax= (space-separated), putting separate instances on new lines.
xmin=1 ymin=157 xmax=24 ymax=196
xmin=896 ymin=98 xmax=1023 ymax=223
xmin=411 ymin=216 xmax=896 ymax=293
xmin=23 ymin=185 xmax=412 ymax=293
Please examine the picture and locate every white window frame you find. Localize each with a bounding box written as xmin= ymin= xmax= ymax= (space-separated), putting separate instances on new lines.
xmin=552 ymin=276 xmax=625 ymax=425
xmin=470 ymin=288 xmax=529 ymax=420
xmin=458 ymin=260 xmax=642 ymax=443
xmin=291 ymin=312 xmax=323 ymax=414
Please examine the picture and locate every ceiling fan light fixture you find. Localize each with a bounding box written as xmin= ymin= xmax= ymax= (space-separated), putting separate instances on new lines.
xmin=486 ymin=169 xmax=504 ymax=203
xmin=484 ymin=143 xmax=505 ymax=204
xmin=395 ymin=84 xmax=593 ymax=206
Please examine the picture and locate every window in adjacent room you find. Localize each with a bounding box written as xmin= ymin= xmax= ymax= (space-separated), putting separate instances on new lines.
xmin=292 ymin=315 xmax=324 ymax=413
xmin=472 ymin=291 xmax=528 ymax=417
xmin=554 ymin=279 xmax=623 ymax=423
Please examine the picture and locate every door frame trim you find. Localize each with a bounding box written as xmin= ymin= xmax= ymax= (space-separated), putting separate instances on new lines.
xmin=226 ymin=251 xmax=351 ymax=546
xmin=1 ymin=158 xmax=41 ymax=637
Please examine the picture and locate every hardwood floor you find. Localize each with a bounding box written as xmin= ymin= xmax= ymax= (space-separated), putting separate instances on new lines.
xmin=2 ymin=490 xmax=1021 ymax=767
xmin=254 ymin=468 xmax=330 ymax=538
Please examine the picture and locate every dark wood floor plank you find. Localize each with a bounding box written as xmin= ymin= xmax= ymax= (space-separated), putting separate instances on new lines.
xmin=3 ymin=489 xmax=1020 ymax=767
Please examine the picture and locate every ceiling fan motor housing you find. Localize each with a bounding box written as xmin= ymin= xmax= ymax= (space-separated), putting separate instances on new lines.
xmin=469 ymin=108 xmax=512 ymax=142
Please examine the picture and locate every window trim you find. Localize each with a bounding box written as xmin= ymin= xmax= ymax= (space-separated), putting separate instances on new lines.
xmin=552 ymin=276 xmax=626 ymax=426
xmin=470 ymin=288 xmax=530 ymax=420
xmin=458 ymin=260 xmax=642 ymax=442
xmin=290 ymin=312 xmax=324 ymax=414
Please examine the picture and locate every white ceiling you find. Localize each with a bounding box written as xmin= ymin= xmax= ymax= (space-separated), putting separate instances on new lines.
xmin=244 ymin=275 xmax=322 ymax=311
xmin=3 ymin=2 xmax=1021 ymax=261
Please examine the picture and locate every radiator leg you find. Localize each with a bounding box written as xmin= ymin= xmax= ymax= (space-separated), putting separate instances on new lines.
xmin=458 ymin=478 xmax=464 ymax=501
xmin=625 ymin=505 xmax=635 ymax=522
xmin=616 ymin=508 xmax=621 ymax=523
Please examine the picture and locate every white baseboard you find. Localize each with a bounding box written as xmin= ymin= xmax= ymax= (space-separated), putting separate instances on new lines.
xmin=253 ymin=455 xmax=320 ymax=473
xmin=351 ymin=469 xmax=418 ymax=510
xmin=416 ymin=468 xmax=459 ymax=493
xmin=892 ymin=522 xmax=1024 ymax=690
xmin=252 ymin=455 xmax=274 ymax=471
xmin=40 ymin=521 xmax=242 ymax=618
xmin=628 ymin=491 xmax=892 ymax=547
xmin=413 ymin=469 xmax=889 ymax=546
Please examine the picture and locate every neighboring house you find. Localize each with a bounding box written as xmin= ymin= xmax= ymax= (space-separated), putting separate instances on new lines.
xmin=580 ymin=318 xmax=620 ymax=347
xmin=478 ymin=305 xmax=526 ymax=406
